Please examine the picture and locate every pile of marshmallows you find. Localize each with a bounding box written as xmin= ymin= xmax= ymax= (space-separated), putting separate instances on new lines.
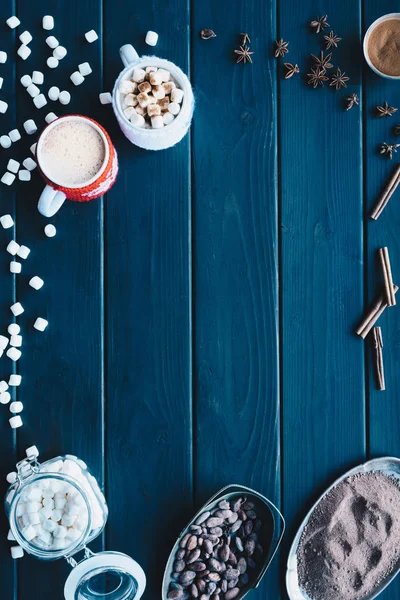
xmin=120 ymin=67 xmax=184 ymax=129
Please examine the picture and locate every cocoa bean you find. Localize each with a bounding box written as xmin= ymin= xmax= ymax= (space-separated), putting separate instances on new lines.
xmin=199 ymin=595 xmax=210 ymax=600
xmin=202 ymin=527 xmax=208 ymax=534
xmin=206 ymin=582 xmax=217 ymax=595
xmin=198 ymin=538 xmax=204 ymax=547
xmin=167 ymin=590 xmax=184 ymax=600
xmin=231 ymin=497 xmax=243 ymax=512
xmin=218 ymin=500 xmax=230 ymax=510
xmin=215 ymin=587 xmax=221 ymax=594
xmin=172 ymin=572 xmax=181 ymax=579
xmin=180 ymin=533 xmax=191 ymax=549
xmin=196 ymin=570 xmax=210 ymax=579
xmin=208 ymin=572 xmax=221 ymax=583
xmin=177 ymin=549 xmax=185 ymax=560
xmin=195 ymin=512 xmax=211 ymax=526
xmin=197 ymin=579 xmax=207 ymax=593
xmin=235 ymin=537 xmax=244 ymax=553
xmin=187 ymin=535 xmax=198 ymax=551
xmin=224 ymin=569 xmax=240 ymax=581
xmin=246 ymin=510 xmax=257 ymax=520
xmin=227 ymin=512 xmax=238 ymax=524
xmin=202 ymin=534 xmax=218 ymax=543
xmin=219 ymin=544 xmax=230 ymax=562
xmin=237 ymin=509 xmax=247 ymax=522
xmin=244 ymin=539 xmax=255 ymax=556
xmin=255 ymin=543 xmax=263 ymax=558
xmin=191 ymin=562 xmax=207 ymax=572
xmin=191 ymin=525 xmax=203 ymax=534
xmin=228 ymin=551 xmax=237 ymax=566
xmin=208 ymin=558 xmax=224 ymax=572
xmin=214 ymin=509 xmax=233 ymax=519
xmin=170 ymin=583 xmax=183 ymax=591
xmin=254 ymin=519 xmax=262 ymax=532
xmin=225 ymin=587 xmax=240 ymax=599
xmin=206 ymin=517 xmax=224 ymax=528
xmin=202 ymin=553 xmax=210 ymax=560
xmin=239 ymin=573 xmax=249 ymax=586
xmin=237 ymin=557 xmax=247 ymax=574
xmin=248 ymin=532 xmax=258 ymax=542
xmin=244 ymin=520 xmax=253 ymax=536
xmin=203 ymin=539 xmax=213 ymax=554
xmin=221 ymin=579 xmax=228 ymax=593
xmin=187 ymin=549 xmax=201 ymax=564
xmin=212 ymin=595 xmax=220 ymax=600
xmin=209 ymin=527 xmax=223 ymax=536
xmin=227 ymin=578 xmax=239 ymax=589
xmin=191 ymin=583 xmax=199 ymax=598
xmin=180 ymin=571 xmax=196 ymax=586
xmin=174 ymin=560 xmax=186 ymax=573
xmin=247 ymin=558 xmax=256 ymax=569
xmin=241 ymin=501 xmax=254 ymax=510
xmin=229 ymin=520 xmax=242 ymax=534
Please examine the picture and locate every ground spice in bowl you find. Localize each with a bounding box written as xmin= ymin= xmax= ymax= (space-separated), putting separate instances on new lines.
xmin=367 ymin=19 xmax=400 ymax=77
xmin=297 ymin=471 xmax=400 ymax=600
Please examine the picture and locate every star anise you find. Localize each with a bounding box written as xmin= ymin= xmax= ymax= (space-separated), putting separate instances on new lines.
xmin=200 ymin=29 xmax=216 ymax=40
xmin=311 ymin=51 xmax=333 ymax=70
xmin=345 ymin=93 xmax=359 ymax=111
xmin=240 ymin=33 xmax=251 ymax=45
xmin=307 ymin=67 xmax=328 ymax=88
xmin=376 ymin=102 xmax=398 ymax=117
xmin=324 ymin=30 xmax=342 ymax=49
xmin=380 ymin=142 xmax=400 ymax=159
xmin=284 ymin=63 xmax=299 ymax=79
xmin=274 ymin=39 xmax=289 ymax=58
xmin=310 ymin=15 xmax=329 ymax=33
xmin=234 ymin=45 xmax=254 ymax=64
xmin=329 ymin=68 xmax=349 ymax=90
xmin=393 ymin=124 xmax=400 ymax=135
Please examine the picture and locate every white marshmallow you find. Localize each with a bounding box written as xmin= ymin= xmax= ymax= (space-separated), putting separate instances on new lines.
xmin=26 ymin=501 xmax=41 ymax=513
xmin=145 ymin=31 xmax=158 ymax=46
xmin=51 ymin=509 xmax=63 ymax=522
xmin=34 ymin=317 xmax=48 ymax=331
xmin=0 ymin=391 xmax=11 ymax=404
xmin=130 ymin=113 xmax=145 ymax=127
xmin=16 ymin=503 xmax=26 ymax=517
xmin=7 ymin=159 xmax=20 ymax=173
xmin=66 ymin=528 xmax=81 ymax=541
xmin=45 ymin=112 xmax=57 ymax=124
xmin=0 ymin=100 xmax=8 ymax=113
xmin=6 ymin=471 xmax=16 ymax=484
xmin=23 ymin=119 xmax=37 ymax=134
xmin=42 ymin=15 xmax=54 ymax=30
xmin=7 ymin=347 xmax=21 ymax=361
xmin=44 ymin=224 xmax=56 ymax=237
xmin=132 ymin=68 xmax=146 ymax=83
xmin=85 ymin=30 xmax=98 ymax=43
xmin=168 ymin=102 xmax=181 ymax=115
xmin=21 ymin=514 xmax=30 ymax=526
xmin=0 ymin=336 xmax=8 ymax=350
xmin=30 ymin=143 xmax=37 ymax=154
xmin=0 ymin=135 xmax=11 ymax=148
xmin=38 ymin=530 xmax=51 ymax=545
xmin=10 ymin=334 xmax=22 ymax=347
xmin=26 ymin=487 xmax=41 ymax=502
xmin=0 ymin=51 xmax=7 ymax=64
xmin=26 ymin=445 xmax=39 ymax=458
xmin=43 ymin=498 xmax=54 ymax=509
xmin=7 ymin=241 xmax=20 ymax=255
xmin=19 ymin=31 xmax=32 ymax=45
xmin=32 ymin=71 xmax=44 ymax=85
xmin=17 ymin=245 xmax=30 ymax=259
xmin=46 ymin=35 xmax=58 ymax=49
xmin=0 ymin=77 xmax=3 ymax=89
xmin=52 ymin=537 xmax=69 ymax=549
xmin=10 ymin=261 xmax=22 ymax=273
xmin=123 ymin=107 xmax=135 ymax=120
xmin=70 ymin=71 xmax=84 ymax=86
xmin=18 ymin=170 xmax=31 ymax=182
xmin=42 ymin=519 xmax=56 ymax=532
xmin=39 ymin=506 xmax=53 ymax=520
xmin=47 ymin=56 xmax=59 ymax=69
xmin=7 ymin=529 xmax=15 ymax=541
xmin=48 ymin=85 xmax=60 ymax=101
xmin=9 ymin=415 xmax=22 ymax=428
xmin=118 ymin=79 xmax=136 ymax=94
xmin=10 ymin=301 xmax=23 ymax=315
xmin=0 ymin=379 xmax=8 ymax=391
xmin=163 ymin=112 xmax=175 ymax=126
xmin=99 ymin=92 xmax=112 ymax=105
xmin=9 ymin=374 xmax=21 ymax=386
xmin=27 ymin=83 xmax=40 ymax=97
xmin=23 ymin=157 xmax=36 ymax=170
xmin=6 ymin=16 xmax=20 ymax=29
xmin=22 ymin=524 xmax=36 ymax=541
xmin=53 ymin=46 xmax=67 ymax=60
xmin=9 ymin=129 xmax=21 ymax=142
xmin=21 ymin=74 xmax=32 ymax=87
xmin=151 ymin=115 xmax=164 ymax=129
xmin=59 ymin=90 xmax=71 ymax=105
xmin=78 ymin=62 xmax=92 ymax=76
xmin=28 ymin=512 xmax=41 ymax=525
xmin=54 ymin=497 xmax=66 ymax=510
xmin=10 ymin=401 xmax=23 ymax=413
xmin=171 ymin=88 xmax=184 ymax=103
xmin=149 ymin=71 xmax=163 ymax=86
xmin=0 ymin=214 xmax=14 ymax=228
xmin=61 ymin=513 xmax=76 ymax=527
xmin=18 ymin=45 xmax=31 ymax=60
xmin=33 ymin=93 xmax=47 ymax=109
xmin=29 ymin=276 xmax=44 ymax=290
xmin=8 ymin=324 xmax=20 ymax=335
xmin=10 ymin=546 xmax=24 ymax=559
xmin=53 ymin=525 xmax=67 ymax=538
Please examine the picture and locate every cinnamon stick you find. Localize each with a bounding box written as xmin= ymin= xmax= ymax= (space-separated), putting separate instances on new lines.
xmin=379 ymin=247 xmax=396 ymax=306
xmin=372 ymin=326 xmax=385 ymax=391
xmin=370 ymin=164 xmax=400 ymax=220
xmin=356 ymin=284 xmax=399 ymax=338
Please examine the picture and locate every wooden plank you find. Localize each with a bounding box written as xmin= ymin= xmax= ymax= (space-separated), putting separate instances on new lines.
xmin=364 ymin=2 xmax=400 ymax=598
xmin=191 ymin=1 xmax=280 ymax=596
xmin=13 ymin=2 xmax=104 ymax=597
xmin=279 ymin=0 xmax=365 ymax=580
xmin=103 ymin=2 xmax=192 ymax=597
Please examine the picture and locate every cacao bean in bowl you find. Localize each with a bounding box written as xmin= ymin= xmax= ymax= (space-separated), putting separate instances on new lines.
xmin=162 ymin=484 xmax=285 ymax=600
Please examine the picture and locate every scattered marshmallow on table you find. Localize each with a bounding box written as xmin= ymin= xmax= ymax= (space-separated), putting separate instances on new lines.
xmin=47 ymin=57 xmax=58 ymax=69
xmin=46 ymin=35 xmax=58 ymax=49
xmin=59 ymin=90 xmax=71 ymax=105
xmin=9 ymin=416 xmax=22 ymax=429
xmin=34 ymin=318 xmax=48 ymax=332
xmin=7 ymin=529 xmax=15 ymax=541
xmin=0 ymin=51 xmax=7 ymax=64
xmin=44 ymin=224 xmax=56 ymax=237
xmin=0 ymin=214 xmax=14 ymax=228
xmin=18 ymin=45 xmax=31 ymax=60
xmin=7 ymin=241 xmax=20 ymax=255
xmin=42 ymin=15 xmax=54 ymax=30
xmin=0 ymin=391 xmax=11 ymax=404
xmin=9 ymin=129 xmax=21 ymax=142
xmin=0 ymin=78 xmax=3 ymax=90
xmin=9 ymin=374 xmax=21 ymax=386
xmin=23 ymin=157 xmax=36 ymax=170
xmin=27 ymin=83 xmax=40 ymax=98
xmin=24 ymin=119 xmax=37 ymax=134
xmin=78 ymin=62 xmax=92 ymax=76
xmin=10 ymin=334 xmax=22 ymax=347
xmin=8 ymin=324 xmax=20 ymax=335
xmin=0 ymin=100 xmax=8 ymax=114
xmin=33 ymin=93 xmax=47 ymax=109
xmin=0 ymin=336 xmax=8 ymax=351
xmin=17 ymin=245 xmax=30 ymax=259
xmin=10 ymin=302 xmax=24 ymax=316
xmin=2 ymin=172 xmax=15 ymax=186
xmin=0 ymin=135 xmax=11 ymax=149
xmin=145 ymin=31 xmax=158 ymax=46
xmin=10 ymin=401 xmax=23 ymax=413
xmin=53 ymin=46 xmax=67 ymax=60
xmin=6 ymin=16 xmax=20 ymax=29
xmin=7 ymin=159 xmax=20 ymax=173
xmin=19 ymin=31 xmax=32 ymax=45
xmin=85 ymin=29 xmax=98 ymax=43
xmin=99 ymin=92 xmax=112 ymax=105
xmin=32 ymin=71 xmax=44 ymax=85
xmin=21 ymin=74 xmax=32 ymax=87
xmin=10 ymin=546 xmax=24 ymax=559
xmin=7 ymin=347 xmax=21 ymax=361
xmin=10 ymin=261 xmax=22 ymax=273
xmin=48 ymin=86 xmax=60 ymax=101
xmin=29 ymin=276 xmax=44 ymax=290
xmin=6 ymin=472 xmax=16 ymax=485
xmin=70 ymin=71 xmax=84 ymax=86
xmin=30 ymin=142 xmax=37 ymax=154
xmin=26 ymin=445 xmax=39 ymax=458
xmin=45 ymin=112 xmax=57 ymax=124
xmin=19 ymin=170 xmax=31 ymax=182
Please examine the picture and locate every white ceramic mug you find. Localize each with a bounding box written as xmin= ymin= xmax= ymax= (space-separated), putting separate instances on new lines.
xmin=112 ymin=44 xmax=194 ymax=151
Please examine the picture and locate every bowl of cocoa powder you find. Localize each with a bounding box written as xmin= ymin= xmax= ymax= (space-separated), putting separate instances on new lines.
xmin=364 ymin=13 xmax=400 ymax=78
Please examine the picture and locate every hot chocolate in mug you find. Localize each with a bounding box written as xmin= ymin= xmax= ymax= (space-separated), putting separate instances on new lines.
xmin=36 ymin=115 xmax=118 ymax=218
xmin=112 ymin=44 xmax=194 ymax=151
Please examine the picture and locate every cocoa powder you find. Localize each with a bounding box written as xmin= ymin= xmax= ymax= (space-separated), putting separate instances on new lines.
xmin=368 ymin=19 xmax=400 ymax=76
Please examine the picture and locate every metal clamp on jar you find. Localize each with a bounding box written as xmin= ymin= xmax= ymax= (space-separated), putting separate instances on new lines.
xmin=5 ymin=450 xmax=146 ymax=600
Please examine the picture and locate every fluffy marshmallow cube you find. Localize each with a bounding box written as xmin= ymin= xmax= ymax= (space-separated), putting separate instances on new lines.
xmin=70 ymin=71 xmax=84 ymax=86
xmin=44 ymin=224 xmax=56 ymax=237
xmin=43 ymin=498 xmax=54 ymax=509
xmin=61 ymin=513 xmax=76 ymax=527
xmin=34 ymin=318 xmax=48 ymax=332
xmin=48 ymin=85 xmax=60 ymax=101
xmin=23 ymin=157 xmax=36 ymax=170
xmin=26 ymin=445 xmax=39 ymax=458
xmin=20 ymin=74 xmax=32 ymax=87
xmin=132 ymin=68 xmax=146 ymax=83
xmin=145 ymin=30 xmax=158 ymax=46
xmin=9 ymin=374 xmax=21 ymax=386
xmin=21 ymin=514 xmax=30 ymax=526
xmin=10 ymin=334 xmax=22 ymax=347
xmin=6 ymin=16 xmax=20 ymax=29
xmin=59 ymin=90 xmax=71 ymax=105
xmin=26 ymin=501 xmax=41 ymax=513
xmin=24 ymin=119 xmax=37 ymax=134
xmin=147 ymin=104 xmax=161 ymax=118
xmin=19 ymin=170 xmax=31 ymax=182
xmin=22 ymin=524 xmax=36 ymax=541
xmin=10 ymin=261 xmax=22 ymax=273
xmin=45 ymin=112 xmax=57 ymax=124
xmin=7 ymin=529 xmax=15 ymax=541
xmin=29 ymin=276 xmax=44 ymax=290
xmin=32 ymin=71 xmax=44 ymax=85
xmin=6 ymin=471 xmax=16 ymax=484
xmin=7 ymin=159 xmax=20 ymax=173
xmin=0 ymin=51 xmax=7 ymax=64
xmin=16 ymin=503 xmax=26 ymax=517
xmin=54 ymin=497 xmax=66 ymax=510
xmin=53 ymin=537 xmax=69 ymax=549
xmin=7 ymin=241 xmax=20 ymax=255
xmin=17 ymin=245 xmax=30 ymax=259
xmin=33 ymin=93 xmax=47 ymax=109
xmin=151 ymin=116 xmax=164 ymax=129
xmin=1 ymin=214 xmax=14 ymax=228
xmin=66 ymin=528 xmax=81 ymax=542
xmin=0 ymin=381 xmax=8 ymax=393
xmin=42 ymin=519 xmax=56 ymax=532
xmin=124 ymin=93 xmax=138 ymax=107
xmin=10 ymin=302 xmax=23 ymax=315
xmin=85 ymin=29 xmax=98 ymax=43
xmin=47 ymin=57 xmax=59 ymax=69
xmin=51 ymin=509 xmax=63 ymax=522
xmin=53 ymin=525 xmax=68 ymax=539
xmin=78 ymin=62 xmax=92 ymax=76
xmin=27 ymin=83 xmax=40 ymax=98
xmin=119 ymin=79 xmax=136 ymax=94
xmin=149 ymin=71 xmax=163 ymax=86
xmin=19 ymin=31 xmax=32 ymax=45
xmin=8 ymin=324 xmax=20 ymax=335
xmin=99 ymin=92 xmax=112 ymax=105
xmin=53 ymin=46 xmax=67 ymax=60
xmin=163 ymin=112 xmax=175 ymax=126
xmin=38 ymin=529 xmax=51 ymax=545
xmin=46 ymin=35 xmax=58 ymax=49
xmin=10 ymin=546 xmax=24 ymax=559
xmin=39 ymin=506 xmax=52 ymax=520
xmin=28 ymin=512 xmax=41 ymax=525
xmin=0 ymin=77 xmax=3 ymax=90
xmin=26 ymin=487 xmax=42 ymax=501
xmin=42 ymin=15 xmax=54 ymax=30
xmin=0 ymin=100 xmax=8 ymax=113
xmin=171 ymin=88 xmax=184 ymax=103
xmin=9 ymin=129 xmax=21 ymax=142
xmin=18 ymin=45 xmax=31 ymax=60
xmin=168 ymin=102 xmax=181 ymax=115
xmin=0 ymin=135 xmax=11 ymax=148
xmin=7 ymin=347 xmax=21 ymax=361
xmin=9 ymin=415 xmax=22 ymax=428
xmin=0 ymin=336 xmax=8 ymax=350
xmin=1 ymin=391 xmax=11 ymax=404
xmin=10 ymin=401 xmax=23 ymax=413
xmin=130 ymin=113 xmax=145 ymax=128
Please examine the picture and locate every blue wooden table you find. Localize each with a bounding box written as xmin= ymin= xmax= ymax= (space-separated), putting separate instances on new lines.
xmin=0 ymin=0 xmax=399 ymax=598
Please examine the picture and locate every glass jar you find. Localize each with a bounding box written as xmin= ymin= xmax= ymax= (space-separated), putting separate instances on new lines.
xmin=5 ymin=453 xmax=146 ymax=600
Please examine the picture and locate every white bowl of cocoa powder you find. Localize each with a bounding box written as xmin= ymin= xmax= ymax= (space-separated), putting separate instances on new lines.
xmin=364 ymin=13 xmax=400 ymax=79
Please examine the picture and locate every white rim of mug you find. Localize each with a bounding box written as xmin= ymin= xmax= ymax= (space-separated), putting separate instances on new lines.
xmin=363 ymin=13 xmax=400 ymax=80
xmin=36 ymin=114 xmax=110 ymax=189
xmin=114 ymin=58 xmax=190 ymax=134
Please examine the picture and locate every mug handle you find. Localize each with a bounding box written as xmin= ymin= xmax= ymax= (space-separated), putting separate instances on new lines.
xmin=38 ymin=185 xmax=66 ymax=217
xmin=120 ymin=44 xmax=139 ymax=67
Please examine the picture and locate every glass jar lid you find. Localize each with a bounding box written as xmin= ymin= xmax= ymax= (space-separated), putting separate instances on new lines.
xmin=64 ymin=551 xmax=146 ymax=600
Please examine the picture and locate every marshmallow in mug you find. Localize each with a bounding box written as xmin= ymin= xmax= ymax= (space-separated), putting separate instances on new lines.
xmin=119 ymin=66 xmax=184 ymax=129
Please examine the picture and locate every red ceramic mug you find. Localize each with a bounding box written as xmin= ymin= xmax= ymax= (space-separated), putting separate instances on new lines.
xmin=36 ymin=114 xmax=118 ymax=218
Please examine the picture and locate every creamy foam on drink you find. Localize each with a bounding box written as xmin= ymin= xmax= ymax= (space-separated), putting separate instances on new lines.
xmin=40 ymin=120 xmax=105 ymax=186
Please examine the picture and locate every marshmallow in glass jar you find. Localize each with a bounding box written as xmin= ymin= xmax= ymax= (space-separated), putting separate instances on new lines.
xmin=5 ymin=450 xmax=146 ymax=600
